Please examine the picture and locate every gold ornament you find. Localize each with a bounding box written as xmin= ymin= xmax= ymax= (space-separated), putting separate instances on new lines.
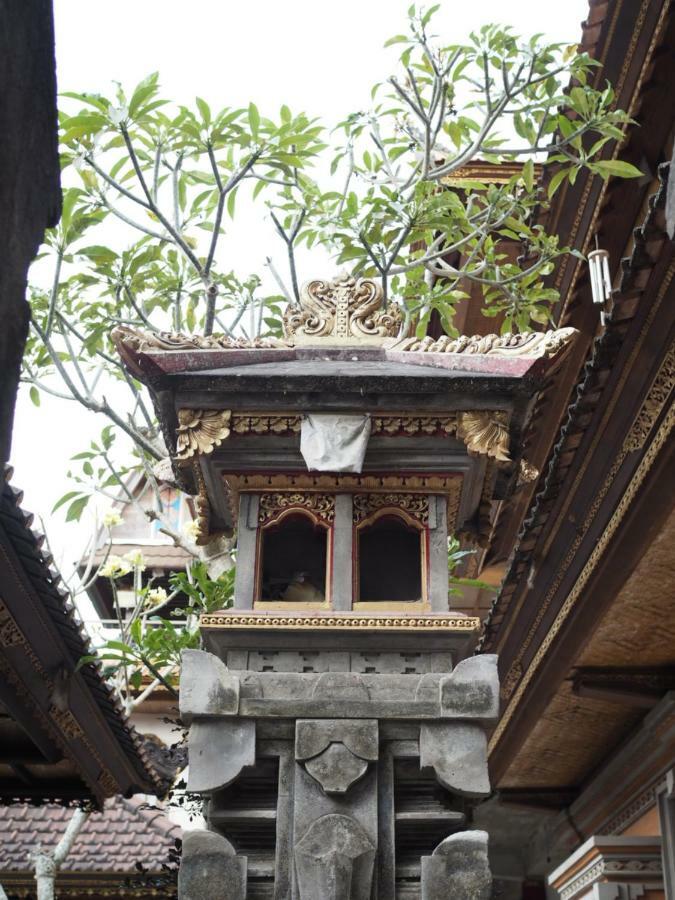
xmin=175 ymin=409 xmax=232 ymax=460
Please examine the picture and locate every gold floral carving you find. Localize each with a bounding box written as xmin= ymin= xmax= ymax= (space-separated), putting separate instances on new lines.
xmin=223 ymin=472 xmax=464 ymax=529
xmin=228 ymin=410 xmax=511 ymax=460
xmin=624 ymin=342 xmax=675 ymax=452
xmin=258 ymin=492 xmax=335 ymax=527
xmin=112 ymin=324 xmax=291 ymax=353
xmin=389 ymin=328 xmax=577 ymax=359
xmin=371 ymin=414 xmax=458 ymax=436
xmin=353 ymin=493 xmax=429 ymax=525
xmin=457 ymin=411 xmax=510 ymax=461
xmin=192 ymin=463 xmax=213 ymax=546
xmin=175 ymin=409 xmax=231 ymax=460
xmin=232 ymin=413 xmax=302 ymax=435
xmin=283 ymin=275 xmax=403 ymax=344
xmin=200 ymin=612 xmax=480 ymax=631
xmin=518 ymin=459 xmax=540 ymax=485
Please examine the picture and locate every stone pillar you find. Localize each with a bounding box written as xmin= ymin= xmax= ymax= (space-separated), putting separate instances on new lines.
xmin=178 ymin=645 xmax=499 ymax=899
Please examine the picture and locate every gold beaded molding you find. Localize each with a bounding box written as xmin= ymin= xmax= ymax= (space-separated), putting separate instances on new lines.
xmin=200 ymin=612 xmax=480 ymax=631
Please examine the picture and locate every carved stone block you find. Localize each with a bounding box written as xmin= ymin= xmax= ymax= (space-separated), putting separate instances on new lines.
xmin=178 ymin=830 xmax=247 ymax=900
xmin=419 ymin=723 xmax=490 ymax=797
xmin=439 ymin=654 xmax=499 ymax=720
xmin=420 ymin=830 xmax=491 ymax=900
xmin=180 ymin=649 xmax=239 ymax=723
xmin=187 ymin=719 xmax=255 ymax=793
xmin=294 ymin=814 xmax=376 ymax=900
xmin=296 ymin=719 xmax=378 ymax=795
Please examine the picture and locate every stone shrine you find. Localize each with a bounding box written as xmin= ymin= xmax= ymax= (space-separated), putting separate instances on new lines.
xmin=114 ymin=275 xmax=577 ymax=899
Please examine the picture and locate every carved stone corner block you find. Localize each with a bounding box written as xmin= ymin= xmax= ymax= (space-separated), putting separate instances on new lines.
xmin=296 ymin=719 xmax=378 ymax=795
xmin=294 ymin=814 xmax=376 ymax=900
xmin=178 ymin=830 xmax=247 ymax=900
xmin=179 ymin=649 xmax=239 ymax=723
xmin=187 ymin=719 xmax=255 ymax=793
xmin=420 ymin=830 xmax=491 ymax=900
xmin=420 ymin=723 xmax=490 ymax=797
xmin=440 ymin=654 xmax=499 ymax=721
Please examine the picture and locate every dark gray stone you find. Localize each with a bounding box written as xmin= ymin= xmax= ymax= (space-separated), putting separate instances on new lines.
xmin=294 ymin=814 xmax=376 ymax=900
xmin=420 ymin=830 xmax=491 ymax=900
xmin=187 ymin=719 xmax=255 ymax=793
xmin=440 ymin=654 xmax=499 ymax=720
xmin=420 ymin=723 xmax=490 ymax=797
xmin=296 ymin=719 xmax=378 ymax=762
xmin=233 ymin=493 xmax=259 ymax=608
xmin=178 ymin=830 xmax=247 ymax=900
xmin=304 ymin=742 xmax=369 ymax=795
xmin=179 ymin=649 xmax=239 ymax=723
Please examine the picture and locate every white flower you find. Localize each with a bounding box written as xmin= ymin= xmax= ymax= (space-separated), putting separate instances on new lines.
xmin=183 ymin=519 xmax=200 ymax=540
xmin=99 ymin=555 xmax=132 ymax=579
xmin=146 ymin=587 xmax=168 ymax=606
xmin=103 ymin=509 xmax=123 ymax=528
xmin=124 ymin=550 xmax=146 ymax=571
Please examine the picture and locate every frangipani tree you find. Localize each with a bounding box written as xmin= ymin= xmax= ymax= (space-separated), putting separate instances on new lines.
xmin=20 ymin=4 xmax=640 ymax=682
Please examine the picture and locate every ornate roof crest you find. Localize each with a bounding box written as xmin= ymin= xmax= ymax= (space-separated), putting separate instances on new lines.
xmin=283 ymin=275 xmax=403 ymax=344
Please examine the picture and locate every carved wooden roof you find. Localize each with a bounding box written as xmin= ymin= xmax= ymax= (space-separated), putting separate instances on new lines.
xmin=0 ymin=468 xmax=168 ymax=802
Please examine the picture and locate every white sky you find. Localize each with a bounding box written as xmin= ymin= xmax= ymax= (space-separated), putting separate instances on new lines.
xmin=11 ymin=0 xmax=590 ymax=590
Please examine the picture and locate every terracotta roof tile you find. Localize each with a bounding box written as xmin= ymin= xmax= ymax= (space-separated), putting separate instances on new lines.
xmin=0 ymin=798 xmax=180 ymax=874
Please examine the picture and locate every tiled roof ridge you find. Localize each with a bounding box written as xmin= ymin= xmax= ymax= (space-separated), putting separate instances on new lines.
xmin=121 ymin=796 xmax=182 ymax=840
xmin=1 ymin=466 xmax=167 ymax=797
xmin=0 ymin=797 xmax=180 ymax=874
xmin=478 ymin=161 xmax=671 ymax=649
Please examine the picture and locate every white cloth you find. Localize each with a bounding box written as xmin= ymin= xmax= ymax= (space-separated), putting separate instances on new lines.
xmin=300 ymin=414 xmax=371 ymax=473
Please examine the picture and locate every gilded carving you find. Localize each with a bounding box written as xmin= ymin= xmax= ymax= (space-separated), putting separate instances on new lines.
xmin=49 ymin=705 xmax=84 ymax=740
xmin=259 ymin=492 xmax=335 ymax=526
xmin=192 ymin=463 xmax=213 ymax=546
xmin=457 ymin=411 xmax=510 ymax=461
xmin=389 ymin=328 xmax=577 ymax=359
xmin=112 ymin=324 xmax=290 ymax=353
xmin=223 ymin=472 xmax=464 ymax=529
xmin=490 ymin=403 xmax=674 ymax=747
xmin=353 ymin=493 xmax=429 ymax=525
xmin=232 ymin=413 xmax=301 ymax=435
xmin=518 ymin=459 xmax=540 ymax=485
xmin=175 ymin=409 xmax=232 ymax=461
xmin=201 ymin=612 xmax=480 ymax=631
xmin=371 ymin=414 xmax=457 ymax=436
xmin=624 ymin=342 xmax=675 ymax=451
xmin=283 ymin=275 xmax=403 ymax=344
xmin=227 ymin=410 xmax=510 ymax=461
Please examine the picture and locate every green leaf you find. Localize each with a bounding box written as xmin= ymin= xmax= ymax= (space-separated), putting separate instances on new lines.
xmin=29 ymin=386 xmax=40 ymax=407
xmin=248 ymin=102 xmax=260 ymax=137
xmin=196 ymin=96 xmax=211 ymax=127
xmin=590 ymin=159 xmax=643 ymax=179
xmin=66 ymin=494 xmax=90 ymax=522
xmin=547 ymin=167 xmax=568 ymax=199
xmin=522 ymin=159 xmax=534 ymax=193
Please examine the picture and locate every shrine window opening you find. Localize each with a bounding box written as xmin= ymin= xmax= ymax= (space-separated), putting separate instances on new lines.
xmin=356 ymin=512 xmax=425 ymax=605
xmin=257 ymin=511 xmax=329 ymax=606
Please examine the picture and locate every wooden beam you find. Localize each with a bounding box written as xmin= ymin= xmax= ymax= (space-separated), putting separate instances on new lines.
xmin=571 ymin=666 xmax=675 ymax=708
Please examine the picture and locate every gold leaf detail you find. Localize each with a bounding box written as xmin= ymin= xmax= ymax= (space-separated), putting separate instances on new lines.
xmin=258 ymin=492 xmax=335 ymax=526
xmin=283 ymin=275 xmax=403 ymax=344
xmin=175 ymin=409 xmax=232 ymax=460
xmin=353 ymin=493 xmax=429 ymax=524
xmin=389 ymin=328 xmax=577 ymax=359
xmin=457 ymin=411 xmax=510 ymax=461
